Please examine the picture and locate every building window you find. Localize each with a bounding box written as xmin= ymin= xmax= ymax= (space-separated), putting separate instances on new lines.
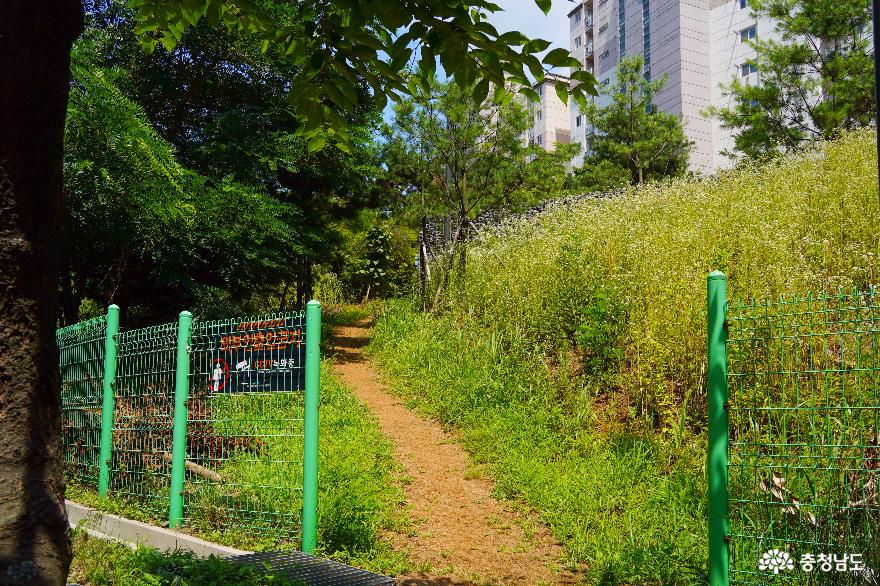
xmin=741 ymin=62 xmax=757 ymax=76
xmin=600 ymin=50 xmax=609 ymax=59
xmin=536 ymin=110 xmax=543 ymax=121
xmin=575 ymin=36 xmax=582 ymax=48
xmin=740 ymin=0 xmax=747 ymax=8
xmin=599 ymin=23 xmax=608 ymax=34
xmin=576 ymin=115 xmax=582 ymax=127
xmin=537 ymin=134 xmax=543 ymax=145
xmin=740 ymin=24 xmax=756 ymax=42
xmin=575 ymin=9 xmax=581 ymax=22
xmin=537 ymin=84 xmax=543 ymax=96
xmin=619 ymin=0 xmax=626 ymax=57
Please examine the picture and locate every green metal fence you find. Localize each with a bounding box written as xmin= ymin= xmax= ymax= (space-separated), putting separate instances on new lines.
xmin=111 ymin=319 xmax=179 ymax=517
xmin=58 ymin=314 xmax=108 ymax=484
xmin=708 ymin=273 xmax=880 ymax=585
xmin=57 ymin=302 xmax=321 ymax=552
xmin=182 ymin=310 xmax=310 ymax=544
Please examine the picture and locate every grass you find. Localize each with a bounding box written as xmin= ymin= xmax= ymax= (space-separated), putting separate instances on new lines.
xmin=371 ymin=302 xmax=707 ymax=584
xmin=67 ymin=362 xmax=410 ymax=576
xmin=369 ymin=130 xmax=880 ymax=584
xmin=68 ymin=529 xmax=298 ymax=585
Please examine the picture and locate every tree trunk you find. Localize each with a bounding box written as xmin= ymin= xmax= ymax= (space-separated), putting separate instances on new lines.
xmin=0 ymin=2 xmax=84 ymax=583
xmin=278 ymin=281 xmax=290 ymax=312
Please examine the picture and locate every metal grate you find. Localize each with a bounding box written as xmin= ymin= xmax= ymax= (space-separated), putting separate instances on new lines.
xmin=727 ymin=288 xmax=880 ymax=584
xmin=58 ymin=316 xmax=107 ymax=484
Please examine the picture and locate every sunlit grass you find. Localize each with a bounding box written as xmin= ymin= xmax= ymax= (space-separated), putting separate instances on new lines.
xmin=66 ymin=363 xmax=410 ymax=576
xmin=370 ymin=130 xmax=880 ymax=584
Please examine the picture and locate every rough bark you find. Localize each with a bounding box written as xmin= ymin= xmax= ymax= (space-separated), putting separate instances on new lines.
xmin=0 ymin=2 xmax=84 ymax=584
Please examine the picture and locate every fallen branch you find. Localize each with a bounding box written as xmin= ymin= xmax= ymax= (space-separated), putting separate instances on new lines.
xmin=161 ymin=452 xmax=224 ymax=482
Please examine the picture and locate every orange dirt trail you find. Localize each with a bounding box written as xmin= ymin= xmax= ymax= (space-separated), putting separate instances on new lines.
xmin=331 ymin=319 xmax=579 ymax=586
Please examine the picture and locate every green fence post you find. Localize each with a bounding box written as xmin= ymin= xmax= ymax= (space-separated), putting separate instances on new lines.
xmin=707 ymin=272 xmax=729 ymax=586
xmin=168 ymin=310 xmax=193 ymax=529
xmin=98 ymin=304 xmax=120 ymax=497
xmin=301 ymin=300 xmax=321 ymax=553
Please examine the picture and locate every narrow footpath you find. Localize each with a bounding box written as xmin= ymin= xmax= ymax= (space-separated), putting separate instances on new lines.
xmin=331 ymin=319 xmax=577 ymax=586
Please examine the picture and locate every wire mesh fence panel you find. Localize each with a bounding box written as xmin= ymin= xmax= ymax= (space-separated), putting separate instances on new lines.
xmin=110 ymin=321 xmax=178 ymax=518
xmin=185 ymin=312 xmax=307 ymax=545
xmin=58 ymin=316 xmax=107 ymax=485
xmin=727 ymin=289 xmax=880 ymax=585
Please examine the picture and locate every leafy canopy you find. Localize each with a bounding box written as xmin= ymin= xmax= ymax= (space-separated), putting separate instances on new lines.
xmin=129 ymin=0 xmax=598 ymax=150
xmin=381 ymin=74 xmax=577 ymax=221
xmin=64 ymin=37 xmax=305 ymax=323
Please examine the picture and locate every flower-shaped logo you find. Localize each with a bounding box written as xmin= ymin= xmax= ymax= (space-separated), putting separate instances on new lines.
xmin=758 ymin=549 xmax=794 ymax=574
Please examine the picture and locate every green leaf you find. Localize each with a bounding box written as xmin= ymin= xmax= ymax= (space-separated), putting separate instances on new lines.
xmin=535 ymin=0 xmax=552 ymax=15
xmin=542 ymin=48 xmax=578 ymax=67
xmin=519 ymin=86 xmax=540 ymax=102
xmin=472 ymin=78 xmax=491 ymax=104
xmin=307 ymin=135 xmax=327 ymax=152
xmin=498 ymin=31 xmax=529 ymax=46
xmin=523 ymin=38 xmax=552 ymax=53
xmin=554 ymin=80 xmax=569 ymax=105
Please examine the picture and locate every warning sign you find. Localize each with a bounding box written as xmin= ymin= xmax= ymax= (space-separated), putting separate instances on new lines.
xmin=207 ymin=317 xmax=306 ymax=393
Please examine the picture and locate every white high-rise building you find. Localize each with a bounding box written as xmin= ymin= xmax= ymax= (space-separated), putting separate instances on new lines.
xmin=564 ymin=0 xmax=783 ymax=172
xmin=523 ymin=73 xmax=573 ymax=151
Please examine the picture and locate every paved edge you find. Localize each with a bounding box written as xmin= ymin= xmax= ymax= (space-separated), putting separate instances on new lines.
xmin=66 ymin=501 xmax=395 ymax=585
xmin=66 ymin=500 xmax=249 ymax=558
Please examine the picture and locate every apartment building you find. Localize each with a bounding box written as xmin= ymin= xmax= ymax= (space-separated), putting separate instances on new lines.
xmin=565 ymin=0 xmax=781 ymax=172
xmin=523 ymin=73 xmax=573 ymax=151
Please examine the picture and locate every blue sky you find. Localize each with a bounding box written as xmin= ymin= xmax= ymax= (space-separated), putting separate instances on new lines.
xmin=381 ymin=2 xmax=572 ymax=123
xmin=487 ymin=0 xmax=572 ymax=66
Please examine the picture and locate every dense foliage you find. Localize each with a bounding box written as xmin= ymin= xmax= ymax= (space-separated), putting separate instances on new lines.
xmin=382 ymin=76 xmax=576 ymax=219
xmin=64 ymin=2 xmax=388 ymax=324
xmin=127 ymin=0 xmax=598 ymax=151
xmin=573 ymin=55 xmax=692 ymax=189
xmin=710 ymin=0 xmax=875 ymax=160
xmin=382 ymin=75 xmax=578 ymax=306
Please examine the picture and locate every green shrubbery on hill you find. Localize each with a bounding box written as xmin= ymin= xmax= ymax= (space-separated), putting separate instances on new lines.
xmin=370 ymin=130 xmax=880 ymax=583
xmin=448 ymin=129 xmax=879 ymax=429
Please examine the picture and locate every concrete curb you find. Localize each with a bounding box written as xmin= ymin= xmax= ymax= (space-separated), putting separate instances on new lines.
xmin=66 ymin=500 xmax=250 ymax=558
xmin=66 ymin=500 xmax=395 ymax=585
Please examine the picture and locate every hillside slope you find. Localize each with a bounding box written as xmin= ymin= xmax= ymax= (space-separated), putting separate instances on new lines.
xmin=370 ymin=130 xmax=880 ymax=584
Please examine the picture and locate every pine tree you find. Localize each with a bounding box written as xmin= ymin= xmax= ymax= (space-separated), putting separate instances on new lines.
xmin=575 ymin=55 xmax=692 ymax=190
xmin=710 ymin=0 xmax=875 ymax=160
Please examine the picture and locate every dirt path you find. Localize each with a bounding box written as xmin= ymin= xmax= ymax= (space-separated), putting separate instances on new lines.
xmin=331 ymin=319 xmax=577 ymax=586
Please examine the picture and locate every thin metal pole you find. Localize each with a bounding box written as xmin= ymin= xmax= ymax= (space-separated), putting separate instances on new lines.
xmin=97 ymin=304 xmax=120 ymax=497
xmin=707 ymin=272 xmax=729 ymax=586
xmin=168 ymin=310 xmax=193 ymax=529
xmin=301 ymin=300 xmax=321 ymax=553
xmin=873 ymin=0 xmax=880 ymax=204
